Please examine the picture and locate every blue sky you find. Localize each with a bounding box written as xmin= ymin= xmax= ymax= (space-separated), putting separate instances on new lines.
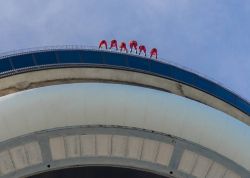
xmin=0 ymin=0 xmax=249 ymax=101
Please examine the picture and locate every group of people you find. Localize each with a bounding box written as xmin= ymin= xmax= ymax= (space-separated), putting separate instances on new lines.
xmin=99 ymin=39 xmax=158 ymax=59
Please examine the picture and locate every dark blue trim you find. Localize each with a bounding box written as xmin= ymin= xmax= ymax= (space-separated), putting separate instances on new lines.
xmin=0 ymin=49 xmax=249 ymax=116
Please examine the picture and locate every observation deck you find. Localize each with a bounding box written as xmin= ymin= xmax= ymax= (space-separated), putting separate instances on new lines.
xmin=0 ymin=45 xmax=249 ymax=124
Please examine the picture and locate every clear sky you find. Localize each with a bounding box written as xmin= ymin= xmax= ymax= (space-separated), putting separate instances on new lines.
xmin=0 ymin=0 xmax=249 ymax=101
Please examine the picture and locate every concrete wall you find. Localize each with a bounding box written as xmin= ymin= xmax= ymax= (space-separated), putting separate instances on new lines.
xmin=0 ymin=126 xmax=247 ymax=178
xmin=0 ymin=68 xmax=248 ymax=125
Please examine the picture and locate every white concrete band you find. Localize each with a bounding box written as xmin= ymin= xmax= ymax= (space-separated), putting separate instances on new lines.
xmin=0 ymin=126 xmax=246 ymax=178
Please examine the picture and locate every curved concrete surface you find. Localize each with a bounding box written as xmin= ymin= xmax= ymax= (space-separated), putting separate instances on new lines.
xmin=0 ymin=68 xmax=248 ymax=125
xmin=0 ymin=48 xmax=249 ymax=124
xmin=0 ymin=126 xmax=246 ymax=178
xmin=0 ymin=83 xmax=249 ymax=176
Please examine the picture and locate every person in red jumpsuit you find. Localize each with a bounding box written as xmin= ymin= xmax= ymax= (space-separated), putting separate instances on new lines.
xmin=139 ymin=45 xmax=146 ymax=56
xmin=110 ymin=39 xmax=118 ymax=50
xmin=120 ymin=42 xmax=128 ymax=52
xmin=129 ymin=40 xmax=138 ymax=53
xmin=150 ymin=48 xmax=158 ymax=59
xmin=99 ymin=40 xmax=107 ymax=49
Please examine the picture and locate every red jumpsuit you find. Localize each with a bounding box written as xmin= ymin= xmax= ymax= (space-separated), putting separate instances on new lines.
xmin=120 ymin=42 xmax=128 ymax=52
xmin=110 ymin=39 xmax=118 ymax=50
xmin=139 ymin=45 xmax=146 ymax=56
xmin=150 ymin=48 xmax=158 ymax=59
xmin=129 ymin=40 xmax=138 ymax=53
xmin=99 ymin=40 xmax=107 ymax=49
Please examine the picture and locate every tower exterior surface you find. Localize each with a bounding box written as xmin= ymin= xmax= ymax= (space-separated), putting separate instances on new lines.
xmin=0 ymin=47 xmax=249 ymax=178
